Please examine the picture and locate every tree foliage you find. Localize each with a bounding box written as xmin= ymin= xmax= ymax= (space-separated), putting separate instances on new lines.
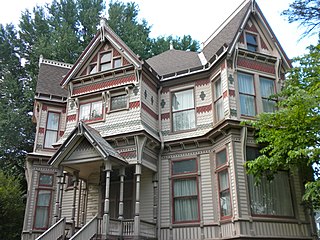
xmin=282 ymin=0 xmax=320 ymax=37
xmin=245 ymin=44 xmax=320 ymax=209
xmin=0 ymin=170 xmax=25 ymax=240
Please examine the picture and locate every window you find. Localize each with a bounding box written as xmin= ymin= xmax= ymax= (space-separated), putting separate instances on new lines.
xmin=39 ymin=174 xmax=53 ymax=186
xmin=89 ymin=64 xmax=97 ymax=74
xmin=172 ymin=89 xmax=195 ymax=131
xmin=100 ymin=52 xmax=112 ymax=71
xmin=113 ymin=58 xmax=122 ymax=68
xmin=214 ymin=77 xmax=224 ymax=122
xmin=238 ymin=73 xmax=256 ymax=116
xmin=260 ymin=77 xmax=276 ymax=112
xmin=79 ymin=100 xmax=103 ymax=121
xmin=110 ymin=93 xmax=127 ymax=111
xmin=246 ymin=33 xmax=258 ymax=52
xmin=216 ymin=149 xmax=232 ymax=218
xmin=44 ymin=112 xmax=60 ymax=148
xmin=172 ymin=159 xmax=199 ymax=222
xmin=246 ymin=147 xmax=294 ymax=217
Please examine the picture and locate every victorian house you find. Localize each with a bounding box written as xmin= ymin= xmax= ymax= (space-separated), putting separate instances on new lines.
xmin=22 ymin=0 xmax=317 ymax=239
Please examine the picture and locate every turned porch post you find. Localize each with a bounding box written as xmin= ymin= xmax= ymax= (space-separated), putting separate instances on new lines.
xmin=71 ymin=171 xmax=79 ymax=235
xmin=134 ymin=163 xmax=142 ymax=237
xmin=103 ymin=160 xmax=112 ymax=239
xmin=118 ymin=167 xmax=125 ymax=220
xmin=54 ymin=166 xmax=64 ymax=222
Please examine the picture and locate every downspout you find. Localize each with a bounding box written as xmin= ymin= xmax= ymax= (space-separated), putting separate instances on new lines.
xmin=157 ymin=86 xmax=164 ymax=239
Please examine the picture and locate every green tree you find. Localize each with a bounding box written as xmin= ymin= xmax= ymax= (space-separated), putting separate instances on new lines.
xmin=282 ymin=0 xmax=320 ymax=37
xmin=0 ymin=170 xmax=25 ymax=240
xmin=245 ymin=44 xmax=320 ymax=208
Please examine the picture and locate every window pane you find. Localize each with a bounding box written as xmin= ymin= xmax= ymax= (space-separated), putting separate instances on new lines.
xmin=37 ymin=190 xmax=51 ymax=206
xmin=114 ymin=58 xmax=122 ymax=68
xmin=79 ymin=103 xmax=91 ymax=120
xmin=214 ymin=78 xmax=222 ymax=99
xmin=240 ymin=95 xmax=256 ymax=116
xmin=262 ymin=99 xmax=277 ymax=113
xmin=246 ymin=33 xmax=257 ymax=45
xmin=111 ymin=94 xmax=127 ymax=110
xmin=220 ymin=190 xmax=231 ymax=216
xmin=47 ymin=112 xmax=59 ymax=130
xmin=34 ymin=190 xmax=51 ymax=229
xmin=216 ymin=149 xmax=227 ymax=167
xmin=39 ymin=174 xmax=53 ymax=186
xmin=91 ymin=101 xmax=102 ymax=119
xmin=219 ymin=170 xmax=229 ymax=191
xmin=89 ymin=64 xmax=97 ymax=74
xmin=44 ymin=130 xmax=58 ymax=148
xmin=248 ymin=172 xmax=294 ymax=216
xmin=238 ymin=73 xmax=254 ymax=94
xmin=173 ymin=159 xmax=196 ymax=174
xmin=172 ymin=89 xmax=194 ymax=111
xmin=101 ymin=52 xmax=111 ymax=63
xmin=246 ymin=147 xmax=260 ymax=161
xmin=260 ymin=78 xmax=275 ymax=97
xmin=172 ymin=109 xmax=195 ymax=131
xmin=174 ymin=197 xmax=198 ymax=222
xmin=100 ymin=62 xmax=112 ymax=71
xmin=173 ymin=178 xmax=197 ymax=197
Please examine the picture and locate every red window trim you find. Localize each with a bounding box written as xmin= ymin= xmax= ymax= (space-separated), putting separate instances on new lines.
xmin=171 ymin=158 xmax=200 ymax=224
xmin=43 ymin=111 xmax=61 ymax=150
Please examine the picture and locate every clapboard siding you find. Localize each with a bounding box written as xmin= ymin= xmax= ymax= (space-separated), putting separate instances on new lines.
xmin=199 ymin=154 xmax=214 ymax=223
xmin=227 ymin=142 xmax=238 ymax=219
xmin=140 ymin=167 xmax=154 ymax=222
xmin=160 ymin=158 xmax=171 ymax=226
xmin=172 ymin=226 xmax=201 ymax=240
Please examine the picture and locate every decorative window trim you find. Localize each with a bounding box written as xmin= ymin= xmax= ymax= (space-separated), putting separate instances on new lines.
xmin=78 ymin=96 xmax=104 ymax=122
xmin=171 ymin=158 xmax=200 ymax=224
xmin=107 ymin=88 xmax=129 ymax=112
xmin=43 ymin=111 xmax=60 ymax=149
xmin=245 ymin=31 xmax=259 ymax=52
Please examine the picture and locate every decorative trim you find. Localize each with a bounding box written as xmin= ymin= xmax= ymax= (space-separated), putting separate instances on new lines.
xmin=195 ymin=79 xmax=210 ymax=87
xmin=141 ymin=102 xmax=158 ymax=120
xmin=229 ymin=89 xmax=235 ymax=97
xmin=196 ymin=104 xmax=212 ymax=114
xmin=129 ymin=101 xmax=140 ymax=109
xmin=67 ymin=114 xmax=77 ymax=122
xmin=237 ymin=57 xmax=275 ymax=74
xmin=40 ymin=58 xmax=73 ymax=69
xmin=39 ymin=127 xmax=45 ymax=134
xmin=161 ymin=113 xmax=170 ymax=120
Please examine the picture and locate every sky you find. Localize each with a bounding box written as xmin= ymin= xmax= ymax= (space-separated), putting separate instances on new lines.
xmin=0 ymin=0 xmax=318 ymax=59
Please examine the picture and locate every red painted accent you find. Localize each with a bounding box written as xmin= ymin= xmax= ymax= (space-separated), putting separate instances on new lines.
xmin=123 ymin=58 xmax=130 ymax=66
xmin=143 ymin=78 xmax=157 ymax=93
xmin=239 ymin=33 xmax=245 ymax=44
xmin=237 ymin=57 xmax=275 ymax=74
xmin=161 ymin=112 xmax=170 ymax=120
xmin=113 ymin=48 xmax=121 ymax=57
xmin=223 ymin=90 xmax=228 ymax=98
xmin=42 ymin=105 xmax=47 ymax=111
xmin=161 ymin=87 xmax=170 ymax=94
xmin=195 ymin=79 xmax=209 ymax=87
xmin=120 ymin=151 xmax=137 ymax=158
xmin=91 ymin=54 xmax=98 ymax=63
xmin=67 ymin=114 xmax=76 ymax=122
xmin=196 ymin=104 xmax=212 ymax=114
xmin=229 ymin=89 xmax=235 ymax=97
xmin=129 ymin=101 xmax=140 ymax=109
xmin=260 ymin=37 xmax=268 ymax=50
xmin=62 ymin=108 xmax=66 ymax=114
xmin=221 ymin=63 xmax=226 ymax=70
xmin=39 ymin=127 xmax=45 ymax=134
xmin=73 ymin=75 xmax=136 ymax=95
xmin=59 ymin=131 xmax=64 ymax=137
xmin=245 ymin=22 xmax=258 ymax=33
xmin=141 ymin=102 xmax=158 ymax=120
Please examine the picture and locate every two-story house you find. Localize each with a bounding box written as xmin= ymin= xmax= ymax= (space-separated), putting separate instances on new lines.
xmin=22 ymin=1 xmax=317 ymax=239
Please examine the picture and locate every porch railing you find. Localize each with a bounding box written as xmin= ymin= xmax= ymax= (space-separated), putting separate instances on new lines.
xmin=140 ymin=220 xmax=156 ymax=238
xmin=109 ymin=219 xmax=156 ymax=238
xmin=35 ymin=218 xmax=66 ymax=240
xmin=69 ymin=214 xmax=100 ymax=240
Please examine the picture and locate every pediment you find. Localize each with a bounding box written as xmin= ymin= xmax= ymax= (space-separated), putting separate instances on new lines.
xmin=64 ymin=138 xmax=101 ymax=163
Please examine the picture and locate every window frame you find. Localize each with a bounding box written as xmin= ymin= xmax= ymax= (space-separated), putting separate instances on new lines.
xmin=171 ymin=88 xmax=196 ymax=132
xmin=171 ymin=158 xmax=200 ymax=224
xmin=259 ymin=76 xmax=277 ymax=113
xmin=238 ymin=72 xmax=256 ymax=117
xmin=43 ymin=111 xmax=60 ymax=149
xmin=245 ymin=32 xmax=259 ymax=52
xmin=215 ymin=148 xmax=232 ymax=220
xmin=213 ymin=77 xmax=224 ymax=122
xmin=79 ymin=99 xmax=104 ymax=122
xmin=99 ymin=51 xmax=112 ymax=72
xmin=109 ymin=89 xmax=128 ymax=112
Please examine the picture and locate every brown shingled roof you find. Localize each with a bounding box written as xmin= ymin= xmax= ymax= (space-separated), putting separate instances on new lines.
xmin=202 ymin=1 xmax=251 ymax=62
xmin=146 ymin=49 xmax=202 ymax=77
xmin=36 ymin=63 xmax=69 ymax=97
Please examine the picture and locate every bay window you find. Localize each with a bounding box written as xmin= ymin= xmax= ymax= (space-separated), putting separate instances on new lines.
xmin=79 ymin=100 xmax=103 ymax=121
xmin=260 ymin=77 xmax=276 ymax=112
xmin=172 ymin=159 xmax=199 ymax=222
xmin=216 ymin=149 xmax=232 ymax=218
xmin=172 ymin=89 xmax=195 ymax=131
xmin=44 ymin=112 xmax=60 ymax=148
xmin=246 ymin=147 xmax=294 ymax=217
xmin=214 ymin=77 xmax=224 ymax=122
xmin=238 ymin=73 xmax=256 ymax=116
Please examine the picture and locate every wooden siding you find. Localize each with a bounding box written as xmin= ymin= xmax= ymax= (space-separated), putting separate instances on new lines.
xmin=140 ymin=167 xmax=154 ymax=222
xmin=160 ymin=158 xmax=170 ymax=227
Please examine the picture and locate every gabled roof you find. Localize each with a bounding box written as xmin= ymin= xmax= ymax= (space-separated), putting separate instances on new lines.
xmin=146 ymin=49 xmax=202 ymax=77
xmin=49 ymin=121 xmax=126 ymax=167
xmin=36 ymin=57 xmax=72 ymax=98
xmin=60 ymin=20 xmax=142 ymax=88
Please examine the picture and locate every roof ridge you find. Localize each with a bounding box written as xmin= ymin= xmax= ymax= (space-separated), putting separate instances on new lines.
xmin=202 ymin=0 xmax=251 ymax=47
xmin=39 ymin=55 xmax=73 ymax=69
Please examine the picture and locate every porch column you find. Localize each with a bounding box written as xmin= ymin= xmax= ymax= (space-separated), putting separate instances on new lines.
xmin=152 ymin=173 xmax=158 ymax=223
xmin=71 ymin=171 xmax=79 ymax=235
xmin=118 ymin=167 xmax=125 ymax=220
xmin=134 ymin=163 xmax=141 ymax=238
xmin=54 ymin=166 xmax=64 ymax=222
xmin=103 ymin=160 xmax=112 ymax=239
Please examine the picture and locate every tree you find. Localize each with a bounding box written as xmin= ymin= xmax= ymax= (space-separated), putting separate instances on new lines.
xmin=0 ymin=170 xmax=25 ymax=240
xmin=282 ymin=0 xmax=320 ymax=37
xmin=245 ymin=44 xmax=320 ymax=209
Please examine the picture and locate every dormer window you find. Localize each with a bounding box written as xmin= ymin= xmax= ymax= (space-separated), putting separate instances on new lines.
xmin=245 ymin=33 xmax=258 ymax=52
xmin=79 ymin=100 xmax=103 ymax=121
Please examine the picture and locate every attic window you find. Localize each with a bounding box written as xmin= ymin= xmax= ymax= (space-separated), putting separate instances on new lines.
xmin=100 ymin=52 xmax=112 ymax=71
xmin=245 ymin=33 xmax=258 ymax=52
